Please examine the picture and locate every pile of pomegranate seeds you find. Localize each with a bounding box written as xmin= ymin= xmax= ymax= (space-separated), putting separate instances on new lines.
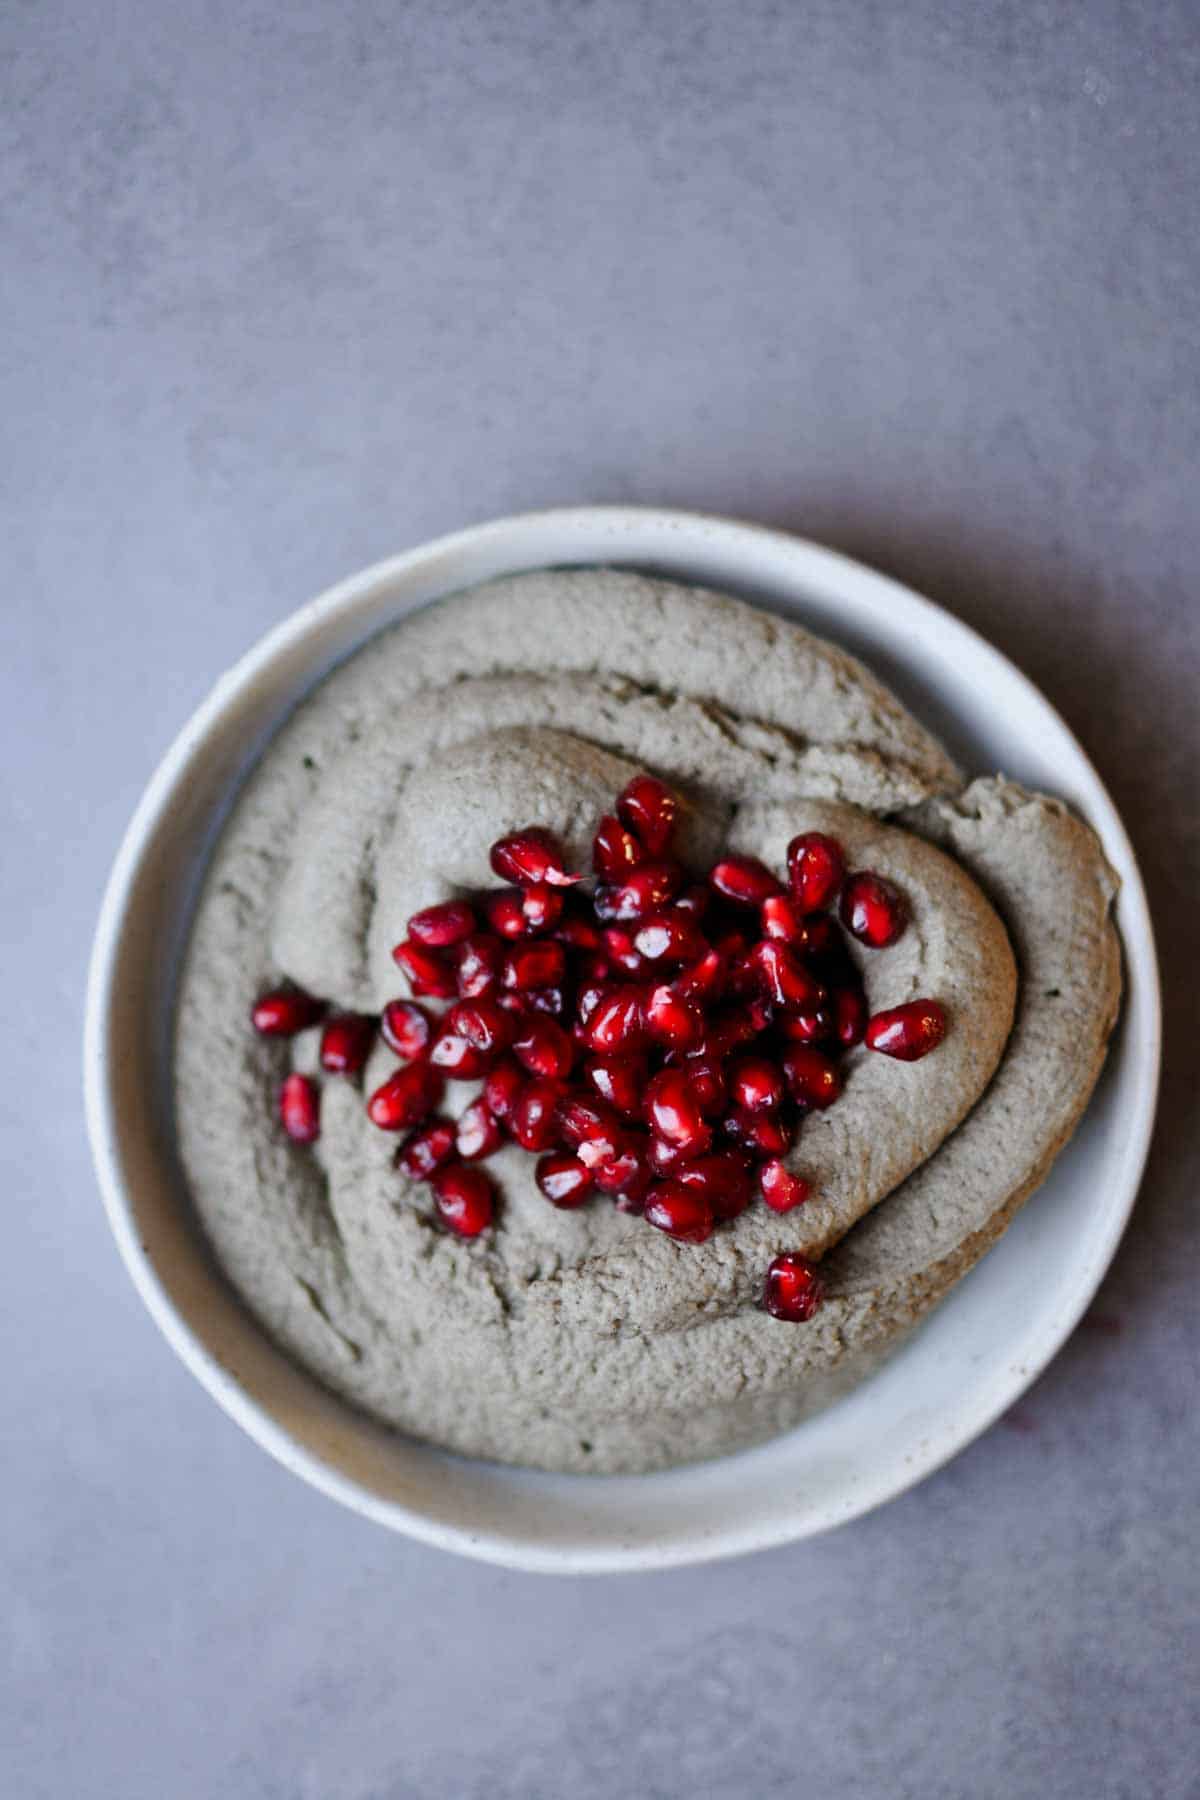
xmin=251 ymin=777 xmax=948 ymax=1317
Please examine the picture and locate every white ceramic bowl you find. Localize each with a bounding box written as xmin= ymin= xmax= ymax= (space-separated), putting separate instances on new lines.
xmin=84 ymin=507 xmax=1160 ymax=1573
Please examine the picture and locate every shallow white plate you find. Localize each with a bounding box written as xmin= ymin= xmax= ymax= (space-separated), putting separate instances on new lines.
xmin=84 ymin=507 xmax=1160 ymax=1573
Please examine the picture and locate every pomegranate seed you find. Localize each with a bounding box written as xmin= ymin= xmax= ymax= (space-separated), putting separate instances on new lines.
xmin=681 ymin=1054 xmax=727 ymax=1117
xmin=454 ymin=932 xmax=504 ymax=997
xmin=483 ymin=889 xmax=529 ymax=940
xmin=633 ymin=912 xmax=704 ymax=965
xmin=594 ymin=863 xmax=683 ymax=924
xmin=763 ymin=1253 xmax=824 ymax=1320
xmin=583 ymin=1054 xmax=646 ymax=1118
xmin=760 ymin=894 xmax=810 ymax=946
xmin=511 ymin=1078 xmax=568 ymax=1152
xmin=512 ymin=1016 xmax=575 ymax=1079
xmin=644 ymin=1181 xmax=714 ymax=1244
xmin=645 ymin=983 xmax=704 ymax=1049
xmin=708 ymin=855 xmax=784 ymax=906
xmin=521 ymin=985 xmax=568 ymax=1018
xmin=777 ymin=1004 xmax=834 ymax=1045
xmin=673 ymin=883 xmax=711 ymax=919
xmin=786 ymin=832 xmax=846 ymax=913
xmin=592 ymin=813 xmax=646 ymax=878
xmin=521 ymin=883 xmax=564 ymax=932
xmin=602 ymin=927 xmax=647 ymax=976
xmin=397 ymin=1118 xmax=456 ymax=1180
xmin=728 ymin=1055 xmax=785 ymax=1113
xmin=432 ymin=1164 xmax=495 ymax=1238
xmin=760 ymin=1160 xmax=811 ymax=1213
xmin=617 ymin=773 xmax=678 ymax=854
xmin=536 ymin=1153 xmax=594 ymax=1208
xmin=366 ymin=1062 xmax=443 ymax=1131
xmin=751 ymin=940 xmax=825 ymax=1011
xmin=645 ymin=1069 xmax=712 ymax=1155
xmin=489 ymin=827 xmax=580 ymax=889
xmin=723 ymin=1108 xmax=797 ymax=1156
xmin=592 ymin=1136 xmax=653 ymax=1202
xmin=444 ymin=997 xmax=511 ymax=1057
xmin=865 ymin=999 xmax=947 ymax=1061
xmin=407 ymin=899 xmax=477 ymax=948
xmin=671 ymin=948 xmax=725 ymax=1005
xmin=392 ymin=939 xmax=456 ymax=998
xmin=832 ymin=987 xmax=868 ymax=1048
xmin=318 ymin=1012 xmax=375 ymax=1074
xmin=701 ymin=1006 xmax=762 ymax=1060
xmin=576 ymin=980 xmax=612 ymax=1029
xmin=429 ymin=1030 xmax=490 ymax=1080
xmin=647 ymin=1133 xmax=693 ymax=1175
xmin=455 ymin=1098 xmax=505 ymax=1160
xmin=576 ymin=1122 xmax=627 ymax=1174
xmin=278 ymin=1073 xmax=320 ymax=1142
xmin=585 ymin=986 xmax=646 ymax=1054
xmin=554 ymin=915 xmax=604 ymax=953
xmin=380 ymin=999 xmax=434 ymax=1060
xmin=840 ymin=871 xmax=907 ymax=948
xmin=675 ymin=1151 xmax=753 ymax=1220
xmin=502 ymin=940 xmax=566 ymax=991
xmin=483 ymin=1055 xmax=525 ymax=1122
xmin=781 ymin=1046 xmax=842 ymax=1109
xmin=557 ymin=1093 xmax=619 ymax=1148
xmin=251 ymin=986 xmax=326 ymax=1037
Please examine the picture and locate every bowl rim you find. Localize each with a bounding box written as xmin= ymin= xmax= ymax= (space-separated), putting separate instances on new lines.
xmin=83 ymin=505 xmax=1161 ymax=1573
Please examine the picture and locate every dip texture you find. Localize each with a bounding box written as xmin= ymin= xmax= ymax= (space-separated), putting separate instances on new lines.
xmin=174 ymin=570 xmax=1121 ymax=1472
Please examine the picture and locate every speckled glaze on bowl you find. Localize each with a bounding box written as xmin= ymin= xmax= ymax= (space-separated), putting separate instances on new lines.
xmin=84 ymin=508 xmax=1160 ymax=1573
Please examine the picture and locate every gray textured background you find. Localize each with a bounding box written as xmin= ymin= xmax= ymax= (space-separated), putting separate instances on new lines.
xmin=4 ymin=2 xmax=1198 ymax=1796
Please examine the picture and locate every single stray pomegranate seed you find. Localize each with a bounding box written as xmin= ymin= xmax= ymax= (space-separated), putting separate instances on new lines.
xmin=251 ymin=986 xmax=326 ymax=1037
xmin=319 ymin=1012 xmax=375 ymax=1075
xmin=763 ymin=1253 xmax=824 ymax=1320
xmin=512 ymin=1016 xmax=575 ymax=1080
xmin=432 ymin=1164 xmax=495 ymax=1237
xmin=592 ymin=813 xmax=646 ymax=878
xmin=644 ymin=1181 xmax=714 ymax=1244
xmin=708 ymin=855 xmax=784 ymax=906
xmin=455 ymin=933 xmax=504 ymax=996
xmin=786 ymin=832 xmax=846 ymax=913
xmin=617 ymin=773 xmax=679 ymax=855
xmin=278 ymin=1073 xmax=320 ymax=1143
xmin=536 ymin=1153 xmax=594 ymax=1208
xmin=366 ymin=1062 xmax=443 ymax=1131
xmin=392 ymin=938 xmax=457 ymax=998
xmin=483 ymin=1055 xmax=525 ymax=1122
xmin=380 ymin=999 xmax=434 ymax=1060
xmin=407 ymin=899 xmax=477 ymax=948
xmin=760 ymin=1159 xmax=811 ymax=1213
xmin=728 ymin=1055 xmax=785 ymax=1114
xmin=781 ymin=1045 xmax=843 ymax=1110
xmin=865 ymin=999 xmax=947 ymax=1061
xmin=502 ymin=940 xmax=566 ymax=991
xmin=840 ymin=871 xmax=907 ymax=948
xmin=489 ymin=827 xmax=580 ymax=888
xmin=455 ymin=1098 xmax=505 ymax=1160
xmin=397 ymin=1118 xmax=456 ymax=1180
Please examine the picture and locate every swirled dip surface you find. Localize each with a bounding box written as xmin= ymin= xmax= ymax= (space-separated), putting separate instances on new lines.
xmin=174 ymin=570 xmax=1121 ymax=1472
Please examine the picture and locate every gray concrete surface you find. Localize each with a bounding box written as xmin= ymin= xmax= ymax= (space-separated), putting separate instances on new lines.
xmin=3 ymin=2 xmax=1198 ymax=1796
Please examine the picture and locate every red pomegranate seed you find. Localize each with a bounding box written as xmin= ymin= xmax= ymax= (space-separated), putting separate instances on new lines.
xmin=407 ymin=899 xmax=477 ymax=948
xmin=392 ymin=939 xmax=456 ymax=998
xmin=397 ymin=1118 xmax=456 ymax=1180
xmin=512 ymin=1016 xmax=575 ymax=1079
xmin=502 ymin=940 xmax=566 ymax=992
xmin=520 ymin=986 xmax=568 ymax=1018
xmin=536 ymin=1153 xmax=594 ymax=1208
xmin=781 ymin=1045 xmax=842 ymax=1109
xmin=617 ymin=773 xmax=678 ymax=855
xmin=557 ymin=1093 xmax=618 ymax=1148
xmin=251 ymin=986 xmax=326 ymax=1037
xmin=840 ymin=871 xmax=907 ymax=948
xmin=319 ymin=1012 xmax=375 ymax=1075
xmin=786 ymin=832 xmax=846 ymax=913
xmin=429 ymin=1028 xmax=490 ymax=1080
xmin=832 ymin=987 xmax=868 ymax=1048
xmin=680 ymin=1053 xmax=727 ymax=1117
xmin=432 ymin=1164 xmax=495 ymax=1238
xmin=455 ymin=1098 xmax=505 ymax=1160
xmin=675 ymin=1151 xmax=753 ymax=1220
xmin=366 ymin=1062 xmax=444 ymax=1131
xmin=554 ymin=915 xmax=604 ymax=954
xmin=585 ymin=986 xmax=647 ymax=1054
xmin=594 ymin=862 xmax=683 ymax=924
xmin=576 ymin=980 xmax=611 ymax=1030
xmin=278 ymin=1073 xmax=320 ymax=1142
xmin=763 ymin=1253 xmax=824 ymax=1320
xmin=380 ymin=999 xmax=434 ymax=1060
xmin=760 ymin=1160 xmax=811 ymax=1213
xmin=674 ymin=883 xmax=712 ymax=919
xmin=592 ymin=1136 xmax=653 ymax=1202
xmin=454 ymin=932 xmax=504 ymax=997
xmin=644 ymin=1181 xmax=714 ymax=1244
xmin=511 ymin=1078 xmax=568 ymax=1152
xmin=483 ymin=1055 xmax=525 ymax=1122
xmin=701 ymin=1006 xmax=762 ymax=1060
xmin=521 ymin=883 xmax=564 ymax=932
xmin=672 ymin=948 xmax=726 ymax=1004
xmin=645 ymin=1068 xmax=712 ymax=1155
xmin=490 ymin=827 xmax=580 ymax=889
xmin=751 ymin=940 xmax=825 ymax=1011
xmin=708 ymin=855 xmax=784 ymax=906
xmin=592 ymin=813 xmax=646 ymax=878
xmin=728 ymin=1055 xmax=785 ymax=1113
xmin=576 ymin=1121 xmax=627 ymax=1174
xmin=583 ymin=1053 xmax=646 ymax=1118
xmin=647 ymin=1133 xmax=692 ymax=1175
xmin=777 ymin=1004 xmax=834 ymax=1045
xmin=760 ymin=894 xmax=810 ymax=946
xmin=865 ymin=999 xmax=947 ymax=1061
xmin=448 ymin=997 xmax=514 ymax=1056
xmin=723 ymin=1108 xmax=797 ymax=1156
xmin=645 ymin=983 xmax=704 ymax=1049
xmin=601 ymin=927 xmax=647 ymax=976
xmin=483 ymin=889 xmax=529 ymax=940
xmin=633 ymin=912 xmax=705 ymax=965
